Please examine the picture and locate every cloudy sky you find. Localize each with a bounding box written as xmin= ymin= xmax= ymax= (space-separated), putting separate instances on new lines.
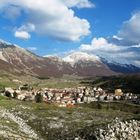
xmin=0 ymin=0 xmax=140 ymax=66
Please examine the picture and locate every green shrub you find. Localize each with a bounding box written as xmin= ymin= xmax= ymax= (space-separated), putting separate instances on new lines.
xmin=35 ymin=93 xmax=43 ymax=103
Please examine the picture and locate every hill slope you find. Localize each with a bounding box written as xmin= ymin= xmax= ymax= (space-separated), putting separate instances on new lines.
xmin=0 ymin=96 xmax=139 ymax=140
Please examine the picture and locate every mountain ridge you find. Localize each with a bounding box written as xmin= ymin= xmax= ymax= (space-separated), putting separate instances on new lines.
xmin=0 ymin=39 xmax=140 ymax=78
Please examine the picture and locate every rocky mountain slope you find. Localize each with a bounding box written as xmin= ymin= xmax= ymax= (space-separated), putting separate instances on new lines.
xmin=0 ymin=40 xmax=72 ymax=77
xmin=101 ymin=58 xmax=140 ymax=73
xmin=63 ymin=52 xmax=116 ymax=76
xmin=0 ymin=39 xmax=140 ymax=78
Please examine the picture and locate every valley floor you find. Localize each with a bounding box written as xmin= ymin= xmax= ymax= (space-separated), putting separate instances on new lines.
xmin=0 ymin=74 xmax=140 ymax=139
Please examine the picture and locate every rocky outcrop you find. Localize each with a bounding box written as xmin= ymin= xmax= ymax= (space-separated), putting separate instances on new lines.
xmin=0 ymin=108 xmax=40 ymax=140
xmin=95 ymin=118 xmax=140 ymax=140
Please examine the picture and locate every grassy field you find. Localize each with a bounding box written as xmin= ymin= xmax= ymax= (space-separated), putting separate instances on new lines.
xmin=0 ymin=96 xmax=139 ymax=140
xmin=0 ymin=73 xmax=82 ymax=89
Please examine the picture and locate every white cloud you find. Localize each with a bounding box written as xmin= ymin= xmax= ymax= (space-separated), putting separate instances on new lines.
xmin=1 ymin=5 xmax=21 ymax=20
xmin=91 ymin=38 xmax=108 ymax=48
xmin=134 ymin=60 xmax=140 ymax=67
xmin=62 ymin=0 xmax=95 ymax=8
xmin=0 ymin=0 xmax=91 ymax=41
xmin=80 ymin=37 xmax=119 ymax=52
xmin=76 ymin=36 xmax=140 ymax=66
xmin=14 ymin=23 xmax=35 ymax=40
xmin=112 ymin=35 xmax=122 ymax=41
xmin=63 ymin=10 xmax=140 ymax=66
xmin=14 ymin=31 xmax=31 ymax=40
xmin=118 ymin=11 xmax=140 ymax=45
xmin=17 ymin=23 xmax=35 ymax=32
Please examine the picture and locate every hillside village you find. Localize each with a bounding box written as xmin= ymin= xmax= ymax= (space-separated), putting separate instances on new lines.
xmin=1 ymin=84 xmax=139 ymax=107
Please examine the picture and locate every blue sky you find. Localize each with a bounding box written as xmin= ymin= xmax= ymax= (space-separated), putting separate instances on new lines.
xmin=0 ymin=0 xmax=140 ymax=66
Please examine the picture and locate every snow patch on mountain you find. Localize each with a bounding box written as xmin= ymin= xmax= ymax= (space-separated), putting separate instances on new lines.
xmin=0 ymin=51 xmax=8 ymax=62
xmin=63 ymin=52 xmax=100 ymax=65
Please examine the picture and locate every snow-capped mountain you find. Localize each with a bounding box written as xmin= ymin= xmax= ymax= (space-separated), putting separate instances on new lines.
xmin=62 ymin=52 xmax=116 ymax=76
xmin=0 ymin=39 xmax=140 ymax=78
xmin=63 ymin=52 xmax=100 ymax=65
xmin=101 ymin=58 xmax=140 ymax=73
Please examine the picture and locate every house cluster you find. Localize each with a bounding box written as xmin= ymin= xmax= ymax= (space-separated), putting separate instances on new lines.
xmin=0 ymin=84 xmax=139 ymax=107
